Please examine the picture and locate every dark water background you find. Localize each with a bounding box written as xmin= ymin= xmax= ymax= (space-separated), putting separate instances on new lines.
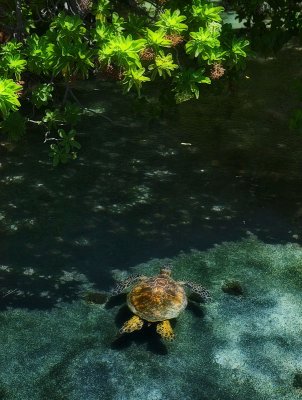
xmin=1 ymin=42 xmax=302 ymax=309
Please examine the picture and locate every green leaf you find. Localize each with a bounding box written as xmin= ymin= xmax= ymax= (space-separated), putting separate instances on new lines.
xmin=99 ymin=35 xmax=146 ymax=69
xmin=27 ymin=34 xmax=55 ymax=75
xmin=191 ymin=1 xmax=224 ymax=24
xmin=93 ymin=0 xmax=111 ymax=22
xmin=111 ymin=12 xmax=125 ymax=34
xmin=1 ymin=54 xmax=27 ymax=80
xmin=148 ymin=51 xmax=178 ymax=79
xmin=122 ymin=67 xmax=150 ymax=96
xmin=145 ymin=29 xmax=172 ymax=52
xmin=94 ymin=22 xmax=114 ymax=43
xmin=224 ymin=37 xmax=250 ymax=68
xmin=42 ymin=108 xmax=62 ymax=129
xmin=49 ymin=128 xmax=81 ymax=166
xmin=0 ymin=79 xmax=21 ymax=118
xmin=50 ymin=13 xmax=86 ymax=36
xmin=155 ymin=9 xmax=188 ymax=34
xmin=231 ymin=38 xmax=249 ymax=57
xmin=174 ymin=68 xmax=211 ymax=102
xmin=186 ymin=27 xmax=220 ymax=59
xmin=0 ymin=40 xmax=23 ymax=56
xmin=32 ymin=83 xmax=54 ymax=109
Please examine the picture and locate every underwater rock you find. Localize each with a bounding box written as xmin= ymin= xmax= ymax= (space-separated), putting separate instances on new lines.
xmin=0 ymin=237 xmax=302 ymax=399
xmin=221 ymin=280 xmax=244 ymax=296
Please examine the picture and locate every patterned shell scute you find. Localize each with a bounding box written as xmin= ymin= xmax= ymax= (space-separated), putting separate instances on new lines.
xmin=127 ymin=276 xmax=188 ymax=322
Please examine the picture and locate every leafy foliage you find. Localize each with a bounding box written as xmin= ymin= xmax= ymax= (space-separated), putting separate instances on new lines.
xmin=174 ymin=68 xmax=211 ymax=102
xmin=155 ymin=9 xmax=188 ymax=34
xmin=32 ymin=84 xmax=54 ymax=108
xmin=149 ymin=52 xmax=178 ymax=79
xmin=186 ymin=27 xmax=221 ymax=59
xmin=93 ymin=0 xmax=110 ymax=22
xmin=42 ymin=104 xmax=82 ymax=130
xmin=99 ymin=35 xmax=146 ymax=69
xmin=0 ymin=0 xmax=253 ymax=165
xmin=49 ymin=13 xmax=94 ymax=78
xmin=26 ymin=34 xmax=55 ymax=75
xmin=191 ymin=1 xmax=224 ymax=23
xmin=42 ymin=108 xmax=62 ymax=130
xmin=145 ymin=29 xmax=172 ymax=52
xmin=0 ymin=40 xmax=27 ymax=80
xmin=49 ymin=129 xmax=81 ymax=166
xmin=227 ymin=37 xmax=250 ymax=68
xmin=122 ymin=68 xmax=150 ymax=96
xmin=0 ymin=79 xmax=21 ymax=118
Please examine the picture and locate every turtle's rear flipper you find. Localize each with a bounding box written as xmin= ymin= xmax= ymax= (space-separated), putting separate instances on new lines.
xmin=156 ymin=320 xmax=175 ymax=341
xmin=120 ymin=315 xmax=144 ymax=334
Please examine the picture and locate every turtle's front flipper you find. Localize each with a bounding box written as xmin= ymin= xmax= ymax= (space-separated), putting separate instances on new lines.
xmin=120 ymin=315 xmax=144 ymax=334
xmin=156 ymin=320 xmax=175 ymax=341
xmin=182 ymin=281 xmax=211 ymax=302
xmin=111 ymin=274 xmax=143 ymax=295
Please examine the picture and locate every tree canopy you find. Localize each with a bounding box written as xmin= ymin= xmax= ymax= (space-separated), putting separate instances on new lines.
xmin=0 ymin=0 xmax=300 ymax=164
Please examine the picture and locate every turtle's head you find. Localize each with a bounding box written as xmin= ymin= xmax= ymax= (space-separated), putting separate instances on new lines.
xmin=160 ymin=264 xmax=172 ymax=277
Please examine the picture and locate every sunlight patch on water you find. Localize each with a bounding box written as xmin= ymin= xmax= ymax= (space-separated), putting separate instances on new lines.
xmin=1 ymin=175 xmax=24 ymax=184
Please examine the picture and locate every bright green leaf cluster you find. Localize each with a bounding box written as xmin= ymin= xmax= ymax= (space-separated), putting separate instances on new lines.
xmin=99 ymin=35 xmax=146 ymax=69
xmin=0 ymin=78 xmax=21 ymax=118
xmin=191 ymin=0 xmax=224 ymax=23
xmin=145 ymin=29 xmax=172 ymax=52
xmin=186 ymin=27 xmax=221 ymax=59
xmin=229 ymin=37 xmax=250 ymax=66
xmin=149 ymin=52 xmax=178 ymax=79
xmin=0 ymin=0 xmax=251 ymax=165
xmin=0 ymin=40 xmax=27 ymax=81
xmin=49 ymin=13 xmax=94 ymax=79
xmin=27 ymin=13 xmax=94 ymax=79
xmin=155 ymin=9 xmax=188 ymax=34
xmin=122 ymin=68 xmax=150 ymax=97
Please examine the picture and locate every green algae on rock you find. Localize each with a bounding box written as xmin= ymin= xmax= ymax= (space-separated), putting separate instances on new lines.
xmin=0 ymin=237 xmax=302 ymax=400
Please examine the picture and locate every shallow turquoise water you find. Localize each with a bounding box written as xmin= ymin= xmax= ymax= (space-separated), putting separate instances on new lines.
xmin=1 ymin=44 xmax=302 ymax=399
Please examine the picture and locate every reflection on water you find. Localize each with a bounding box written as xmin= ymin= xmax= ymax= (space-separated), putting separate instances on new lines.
xmin=1 ymin=43 xmax=302 ymax=309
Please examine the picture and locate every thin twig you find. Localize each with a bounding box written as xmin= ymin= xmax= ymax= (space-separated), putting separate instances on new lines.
xmin=28 ymin=119 xmax=42 ymax=125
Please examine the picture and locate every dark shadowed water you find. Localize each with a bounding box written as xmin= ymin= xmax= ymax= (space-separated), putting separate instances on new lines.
xmin=1 ymin=42 xmax=302 ymax=310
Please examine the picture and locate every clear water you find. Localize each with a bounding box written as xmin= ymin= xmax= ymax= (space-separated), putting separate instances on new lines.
xmin=1 ymin=43 xmax=302 ymax=399
xmin=1 ymin=44 xmax=302 ymax=309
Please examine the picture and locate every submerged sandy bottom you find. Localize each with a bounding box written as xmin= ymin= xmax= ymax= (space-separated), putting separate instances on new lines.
xmin=1 ymin=237 xmax=302 ymax=400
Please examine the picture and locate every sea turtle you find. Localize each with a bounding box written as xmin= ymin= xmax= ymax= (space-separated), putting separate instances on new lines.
xmin=111 ymin=265 xmax=211 ymax=341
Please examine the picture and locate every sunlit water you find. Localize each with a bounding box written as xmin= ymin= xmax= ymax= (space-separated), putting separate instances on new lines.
xmin=1 ymin=42 xmax=302 ymax=400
